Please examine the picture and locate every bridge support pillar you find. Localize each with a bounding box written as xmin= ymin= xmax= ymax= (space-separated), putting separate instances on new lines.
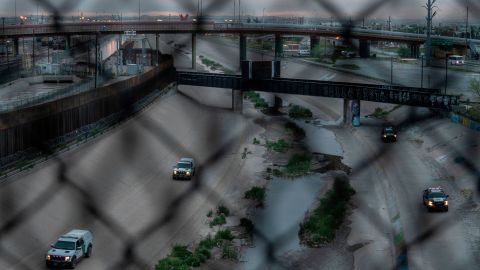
xmin=156 ymin=34 xmax=160 ymax=66
xmin=359 ymin=40 xmax=370 ymax=58
xmin=343 ymin=99 xmax=361 ymax=126
xmin=275 ymin=34 xmax=283 ymax=60
xmin=239 ymin=34 xmax=247 ymax=69
xmin=192 ymin=33 xmax=197 ymax=70
xmin=409 ymin=44 xmax=420 ymax=58
xmin=65 ymin=36 xmax=71 ymax=51
xmin=13 ymin=38 xmax=19 ymax=56
xmin=232 ymin=89 xmax=243 ymax=113
xmin=310 ymin=36 xmax=320 ymax=53
xmin=343 ymin=98 xmax=350 ymax=125
xmin=273 ymin=95 xmax=283 ymax=112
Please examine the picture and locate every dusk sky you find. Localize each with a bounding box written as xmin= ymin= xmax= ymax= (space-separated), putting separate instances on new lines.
xmin=0 ymin=0 xmax=473 ymax=21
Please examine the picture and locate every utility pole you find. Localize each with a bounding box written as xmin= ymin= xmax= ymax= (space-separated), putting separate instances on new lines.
xmin=423 ymin=0 xmax=437 ymax=66
xmin=138 ymin=0 xmax=141 ymax=21
xmin=465 ymin=0 xmax=469 ymax=57
xmin=388 ymin=16 xmax=392 ymax=31
xmin=234 ymin=0 xmax=236 ymax=22
xmin=239 ymin=0 xmax=241 ymax=22
xmin=14 ymin=0 xmax=17 ymax=25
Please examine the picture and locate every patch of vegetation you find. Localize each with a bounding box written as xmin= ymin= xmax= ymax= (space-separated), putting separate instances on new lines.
xmin=368 ymin=105 xmax=402 ymax=119
xmin=397 ymin=47 xmax=410 ymax=58
xmin=299 ymin=177 xmax=356 ymax=247
xmin=209 ymin=214 xmax=227 ymax=227
xmin=253 ymin=137 xmax=261 ymax=145
xmin=244 ymin=186 xmax=266 ymax=207
xmin=241 ymin=147 xmax=252 ymax=159
xmin=216 ymin=205 xmax=230 ymax=217
xmin=370 ymin=107 xmax=389 ymax=119
xmin=155 ymin=244 xmax=206 ymax=270
xmin=215 ymin=229 xmax=235 ymax=241
xmin=266 ymin=139 xmax=290 ymax=153
xmin=285 ymin=121 xmax=306 ymax=139
xmin=244 ymin=91 xmax=268 ymax=109
xmin=285 ymin=153 xmax=312 ymax=175
xmin=206 ymin=209 xmax=213 ymax=218
xmin=332 ymin=64 xmax=360 ymax=70
xmin=221 ymin=243 xmax=238 ymax=261
xmin=288 ymin=104 xmax=313 ymax=119
xmin=469 ymin=78 xmax=480 ymax=99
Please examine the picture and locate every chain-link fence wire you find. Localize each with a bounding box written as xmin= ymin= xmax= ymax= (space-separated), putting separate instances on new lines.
xmin=0 ymin=0 xmax=479 ymax=270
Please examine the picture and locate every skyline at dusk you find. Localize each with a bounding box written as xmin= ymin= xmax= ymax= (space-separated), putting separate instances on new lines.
xmin=0 ymin=0 xmax=475 ymax=22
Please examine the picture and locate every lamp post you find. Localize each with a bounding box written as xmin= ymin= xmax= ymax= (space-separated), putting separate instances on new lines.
xmin=262 ymin=8 xmax=265 ymax=24
xmin=445 ymin=56 xmax=448 ymax=94
xmin=421 ymin=55 xmax=424 ymax=89
xmin=390 ymin=56 xmax=393 ymax=86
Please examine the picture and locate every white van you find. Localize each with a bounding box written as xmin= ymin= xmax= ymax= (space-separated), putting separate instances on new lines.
xmin=448 ymin=55 xmax=464 ymax=65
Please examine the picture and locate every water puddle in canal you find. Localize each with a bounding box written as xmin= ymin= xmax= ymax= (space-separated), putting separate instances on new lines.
xmin=241 ymin=175 xmax=326 ymax=270
xmin=295 ymin=121 xmax=343 ymax=156
xmin=240 ymin=123 xmax=344 ymax=270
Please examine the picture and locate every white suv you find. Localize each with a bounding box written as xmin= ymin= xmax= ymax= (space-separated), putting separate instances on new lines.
xmin=46 ymin=229 xmax=93 ymax=269
xmin=172 ymin=158 xmax=196 ymax=180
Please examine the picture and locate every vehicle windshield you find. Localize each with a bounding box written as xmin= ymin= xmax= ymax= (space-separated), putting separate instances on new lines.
xmin=53 ymin=240 xmax=76 ymax=250
xmin=428 ymin=192 xmax=445 ymax=198
xmin=176 ymin=162 xmax=191 ymax=169
xmin=384 ymin=127 xmax=394 ymax=134
xmin=449 ymin=56 xmax=463 ymax=60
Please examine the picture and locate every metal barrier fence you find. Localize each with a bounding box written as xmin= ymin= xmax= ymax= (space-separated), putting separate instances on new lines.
xmin=0 ymin=1 xmax=479 ymax=270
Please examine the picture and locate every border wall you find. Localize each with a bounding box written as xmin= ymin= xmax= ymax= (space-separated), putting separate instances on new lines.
xmin=0 ymin=55 xmax=175 ymax=159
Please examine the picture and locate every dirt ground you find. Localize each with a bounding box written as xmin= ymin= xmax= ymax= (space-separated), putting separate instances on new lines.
xmin=199 ymin=103 xmax=356 ymax=270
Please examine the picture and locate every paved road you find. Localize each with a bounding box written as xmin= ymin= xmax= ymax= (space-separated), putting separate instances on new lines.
xmin=187 ymin=35 xmax=480 ymax=270
xmin=0 ymin=84 xmax=261 ymax=269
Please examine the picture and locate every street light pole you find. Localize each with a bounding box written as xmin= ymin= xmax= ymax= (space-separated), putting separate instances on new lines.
xmin=465 ymin=0 xmax=469 ymax=58
xmin=445 ymin=57 xmax=448 ymax=94
xmin=390 ymin=56 xmax=393 ymax=86
xmin=421 ymin=55 xmax=424 ymax=89
xmin=262 ymin=8 xmax=265 ymax=24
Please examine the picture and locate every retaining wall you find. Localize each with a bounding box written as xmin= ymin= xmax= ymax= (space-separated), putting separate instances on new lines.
xmin=0 ymin=55 xmax=175 ymax=159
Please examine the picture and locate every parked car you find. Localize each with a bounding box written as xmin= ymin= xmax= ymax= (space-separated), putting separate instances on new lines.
xmin=172 ymin=158 xmax=196 ymax=180
xmin=46 ymin=229 xmax=93 ymax=268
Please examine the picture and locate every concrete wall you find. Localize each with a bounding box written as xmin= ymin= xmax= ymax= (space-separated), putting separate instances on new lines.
xmin=0 ymin=55 xmax=175 ymax=159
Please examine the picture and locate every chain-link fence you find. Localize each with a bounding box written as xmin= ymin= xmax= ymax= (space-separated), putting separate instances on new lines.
xmin=0 ymin=1 xmax=479 ymax=270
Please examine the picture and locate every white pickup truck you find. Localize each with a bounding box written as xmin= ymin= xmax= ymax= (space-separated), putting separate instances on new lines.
xmin=46 ymin=229 xmax=93 ymax=269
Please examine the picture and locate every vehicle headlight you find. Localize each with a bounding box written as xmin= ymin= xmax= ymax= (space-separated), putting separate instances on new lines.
xmin=444 ymin=201 xmax=448 ymax=206
xmin=428 ymin=201 xmax=433 ymax=206
xmin=394 ymin=134 xmax=397 ymax=137
xmin=186 ymin=171 xmax=191 ymax=175
xmin=46 ymin=255 xmax=51 ymax=260
xmin=383 ymin=135 xmax=387 ymax=138
xmin=64 ymin=256 xmax=71 ymax=262
xmin=173 ymin=170 xmax=177 ymax=174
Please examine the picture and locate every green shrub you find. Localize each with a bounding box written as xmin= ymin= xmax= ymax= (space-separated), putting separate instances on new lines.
xmin=198 ymin=237 xmax=217 ymax=250
xmin=215 ymin=229 xmax=235 ymax=241
xmin=253 ymin=137 xmax=260 ymax=144
xmin=206 ymin=209 xmax=213 ymax=217
xmin=155 ymin=257 xmax=189 ymax=270
xmin=170 ymin=245 xmax=192 ymax=260
xmin=217 ymin=205 xmax=230 ymax=217
xmin=288 ymin=105 xmax=313 ymax=119
xmin=286 ymin=154 xmax=312 ymax=174
xmin=209 ymin=214 xmax=226 ymax=227
xmin=221 ymin=244 xmax=238 ymax=261
xmin=266 ymin=139 xmax=290 ymax=153
xmin=244 ymin=186 xmax=266 ymax=204
xmin=299 ymin=177 xmax=355 ymax=246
